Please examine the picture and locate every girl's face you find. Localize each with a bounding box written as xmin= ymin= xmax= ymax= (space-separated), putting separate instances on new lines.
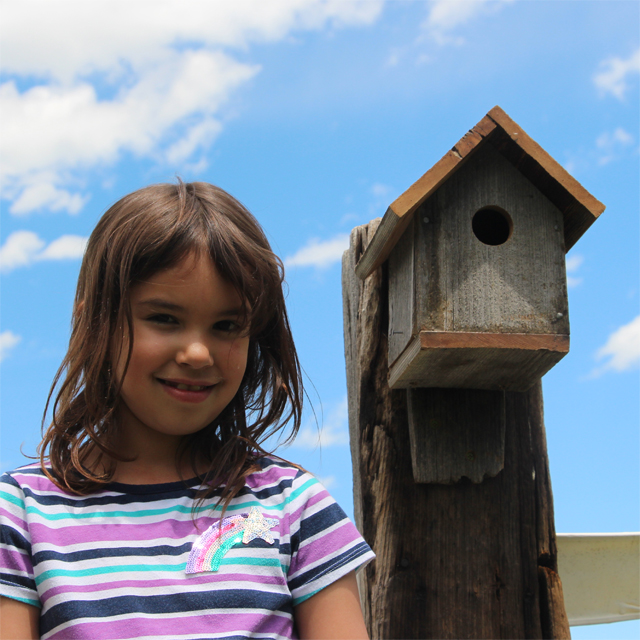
xmin=113 ymin=253 xmax=250 ymax=454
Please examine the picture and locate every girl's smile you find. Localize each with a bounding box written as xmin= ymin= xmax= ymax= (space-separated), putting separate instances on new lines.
xmin=113 ymin=252 xmax=249 ymax=459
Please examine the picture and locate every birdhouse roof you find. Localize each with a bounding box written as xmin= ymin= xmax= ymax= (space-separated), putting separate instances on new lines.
xmin=355 ymin=106 xmax=605 ymax=280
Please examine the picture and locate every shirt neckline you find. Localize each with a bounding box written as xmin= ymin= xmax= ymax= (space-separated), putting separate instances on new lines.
xmin=105 ymin=476 xmax=206 ymax=495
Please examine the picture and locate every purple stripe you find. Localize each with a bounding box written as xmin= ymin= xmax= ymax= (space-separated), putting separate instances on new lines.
xmin=289 ymin=489 xmax=331 ymax=524
xmin=0 ymin=509 xmax=28 ymax=531
xmin=292 ymin=520 xmax=361 ymax=573
xmin=29 ymin=517 xmax=217 ymax=545
xmin=16 ymin=475 xmax=74 ymax=494
xmin=48 ymin=611 xmax=292 ymax=639
xmin=2 ymin=548 xmax=33 ymax=573
xmin=41 ymin=572 xmax=287 ymax=600
xmin=245 ymin=465 xmax=296 ymax=490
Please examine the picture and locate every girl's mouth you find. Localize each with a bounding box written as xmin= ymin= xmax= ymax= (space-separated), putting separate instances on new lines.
xmin=157 ymin=378 xmax=217 ymax=404
xmin=158 ymin=379 xmax=214 ymax=392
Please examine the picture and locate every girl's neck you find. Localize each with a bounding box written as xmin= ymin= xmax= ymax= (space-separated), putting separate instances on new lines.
xmin=106 ymin=433 xmax=209 ymax=486
xmin=110 ymin=461 xmax=193 ymax=485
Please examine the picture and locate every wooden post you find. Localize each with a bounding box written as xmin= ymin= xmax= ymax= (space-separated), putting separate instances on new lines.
xmin=342 ymin=220 xmax=571 ymax=639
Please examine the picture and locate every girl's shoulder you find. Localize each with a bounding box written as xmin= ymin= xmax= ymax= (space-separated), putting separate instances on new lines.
xmin=1 ymin=462 xmax=49 ymax=489
xmin=244 ymin=454 xmax=331 ymax=507
xmin=248 ymin=454 xmax=310 ymax=487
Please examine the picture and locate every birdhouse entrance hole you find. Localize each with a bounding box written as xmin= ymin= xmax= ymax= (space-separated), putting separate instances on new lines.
xmin=472 ymin=207 xmax=512 ymax=246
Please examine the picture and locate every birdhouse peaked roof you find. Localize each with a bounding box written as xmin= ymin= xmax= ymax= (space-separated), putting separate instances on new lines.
xmin=355 ymin=106 xmax=605 ymax=280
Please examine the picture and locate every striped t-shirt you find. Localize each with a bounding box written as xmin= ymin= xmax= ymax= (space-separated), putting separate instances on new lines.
xmin=0 ymin=457 xmax=374 ymax=640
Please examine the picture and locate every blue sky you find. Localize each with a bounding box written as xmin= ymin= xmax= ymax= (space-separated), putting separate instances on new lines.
xmin=1 ymin=1 xmax=638 ymax=636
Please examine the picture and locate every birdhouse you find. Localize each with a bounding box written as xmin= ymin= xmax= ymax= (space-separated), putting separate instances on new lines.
xmin=356 ymin=106 xmax=604 ymax=392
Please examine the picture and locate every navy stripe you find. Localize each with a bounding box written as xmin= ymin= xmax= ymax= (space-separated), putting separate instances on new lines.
xmin=41 ymin=589 xmax=291 ymax=634
xmin=0 ymin=474 xmax=22 ymax=490
xmin=1 ymin=525 xmax=31 ymax=553
xmin=20 ymin=485 xmax=204 ymax=508
xmin=33 ymin=542 xmax=193 ymax=564
xmin=289 ymin=542 xmax=371 ymax=591
xmin=302 ymin=504 xmax=348 ymax=539
xmin=1 ymin=573 xmax=37 ymax=591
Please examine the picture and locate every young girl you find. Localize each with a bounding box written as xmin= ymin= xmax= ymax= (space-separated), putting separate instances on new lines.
xmin=0 ymin=182 xmax=373 ymax=640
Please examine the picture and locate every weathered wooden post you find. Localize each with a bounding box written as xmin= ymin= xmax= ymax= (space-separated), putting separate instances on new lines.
xmin=342 ymin=106 xmax=605 ymax=639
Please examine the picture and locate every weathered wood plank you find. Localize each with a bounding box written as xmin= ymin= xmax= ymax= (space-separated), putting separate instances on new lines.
xmin=539 ymin=567 xmax=572 ymax=639
xmin=388 ymin=216 xmax=415 ymax=364
xmin=415 ymin=332 xmax=570 ymax=350
xmin=407 ymin=387 xmax=505 ymax=484
xmin=389 ymin=338 xmax=568 ymax=391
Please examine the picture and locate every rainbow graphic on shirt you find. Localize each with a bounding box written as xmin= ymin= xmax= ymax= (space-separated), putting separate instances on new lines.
xmin=185 ymin=507 xmax=279 ymax=574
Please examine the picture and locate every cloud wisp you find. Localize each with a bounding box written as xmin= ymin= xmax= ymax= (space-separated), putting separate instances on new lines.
xmin=0 ymin=231 xmax=87 ymax=273
xmin=595 ymin=128 xmax=635 ymax=166
xmin=592 ymin=315 xmax=640 ymax=377
xmin=284 ymin=233 xmax=350 ymax=269
xmin=0 ymin=331 xmax=21 ymax=363
xmin=421 ymin=0 xmax=515 ymax=45
xmin=593 ymin=47 xmax=640 ymax=101
xmin=292 ymin=397 xmax=350 ymax=450
xmin=564 ymin=127 xmax=636 ymax=175
xmin=1 ymin=1 xmax=384 ymax=216
xmin=565 ymin=254 xmax=584 ymax=288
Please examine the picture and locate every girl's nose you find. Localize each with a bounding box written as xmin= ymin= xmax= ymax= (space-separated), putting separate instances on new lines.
xmin=176 ymin=340 xmax=214 ymax=368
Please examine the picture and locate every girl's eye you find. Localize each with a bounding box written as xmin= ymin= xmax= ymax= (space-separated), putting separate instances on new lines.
xmin=214 ymin=320 xmax=240 ymax=333
xmin=148 ymin=314 xmax=177 ymax=325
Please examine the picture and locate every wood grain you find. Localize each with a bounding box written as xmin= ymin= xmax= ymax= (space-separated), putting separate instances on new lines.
xmin=417 ymin=332 xmax=570 ymax=351
xmin=407 ymin=387 xmax=505 ymax=484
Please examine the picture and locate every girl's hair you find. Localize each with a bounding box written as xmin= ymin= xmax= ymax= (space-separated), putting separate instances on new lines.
xmin=39 ymin=181 xmax=303 ymax=510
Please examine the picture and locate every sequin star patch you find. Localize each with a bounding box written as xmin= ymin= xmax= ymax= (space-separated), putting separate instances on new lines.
xmin=185 ymin=507 xmax=279 ymax=574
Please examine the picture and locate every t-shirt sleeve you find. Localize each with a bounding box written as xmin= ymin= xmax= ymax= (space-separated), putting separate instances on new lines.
xmin=285 ymin=471 xmax=375 ymax=606
xmin=0 ymin=472 xmax=40 ymax=607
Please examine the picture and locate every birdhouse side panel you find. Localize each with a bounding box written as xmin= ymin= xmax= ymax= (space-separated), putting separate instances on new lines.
xmin=388 ymin=217 xmax=416 ymax=365
xmin=414 ymin=144 xmax=570 ymax=337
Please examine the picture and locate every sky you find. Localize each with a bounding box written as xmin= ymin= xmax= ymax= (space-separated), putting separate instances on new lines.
xmin=1 ymin=1 xmax=638 ymax=637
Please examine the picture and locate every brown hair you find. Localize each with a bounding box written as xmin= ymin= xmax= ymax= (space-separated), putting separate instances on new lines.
xmin=39 ymin=181 xmax=303 ymax=510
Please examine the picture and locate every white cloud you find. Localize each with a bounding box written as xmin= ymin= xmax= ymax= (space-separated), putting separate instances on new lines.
xmin=1 ymin=0 xmax=384 ymax=215
xmin=593 ymin=47 xmax=640 ymax=100
xmin=284 ymin=233 xmax=350 ymax=269
xmin=9 ymin=178 xmax=89 ymax=216
xmin=371 ymin=183 xmax=391 ymax=197
xmin=2 ymin=1 xmax=384 ymax=82
xmin=564 ymin=127 xmax=636 ymax=174
xmin=565 ymin=253 xmax=583 ymax=288
xmin=316 ymin=475 xmax=337 ymax=489
xmin=422 ymin=0 xmax=515 ymax=44
xmin=595 ymin=127 xmax=634 ymax=166
xmin=0 ymin=231 xmax=45 ymax=272
xmin=293 ymin=397 xmax=350 ymax=449
xmin=0 ymin=231 xmax=87 ymax=273
xmin=593 ymin=316 xmax=640 ymax=375
xmin=0 ymin=331 xmax=21 ymax=363
xmin=1 ymin=51 xmax=258 ymax=215
xmin=39 ymin=235 xmax=88 ymax=260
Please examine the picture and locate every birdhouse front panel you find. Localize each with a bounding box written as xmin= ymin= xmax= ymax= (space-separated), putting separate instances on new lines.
xmin=388 ymin=142 xmax=570 ymax=391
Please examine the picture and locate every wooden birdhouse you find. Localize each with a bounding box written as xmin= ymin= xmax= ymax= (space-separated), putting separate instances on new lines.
xmin=356 ymin=106 xmax=605 ymax=392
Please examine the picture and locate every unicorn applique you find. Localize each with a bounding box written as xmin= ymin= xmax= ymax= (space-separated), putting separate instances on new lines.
xmin=185 ymin=507 xmax=279 ymax=574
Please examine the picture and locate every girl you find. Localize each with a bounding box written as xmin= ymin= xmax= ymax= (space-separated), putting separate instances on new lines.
xmin=0 ymin=182 xmax=373 ymax=640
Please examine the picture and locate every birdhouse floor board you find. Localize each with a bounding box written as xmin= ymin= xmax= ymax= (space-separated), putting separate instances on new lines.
xmin=388 ymin=332 xmax=569 ymax=391
xmin=418 ymin=331 xmax=570 ymax=351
